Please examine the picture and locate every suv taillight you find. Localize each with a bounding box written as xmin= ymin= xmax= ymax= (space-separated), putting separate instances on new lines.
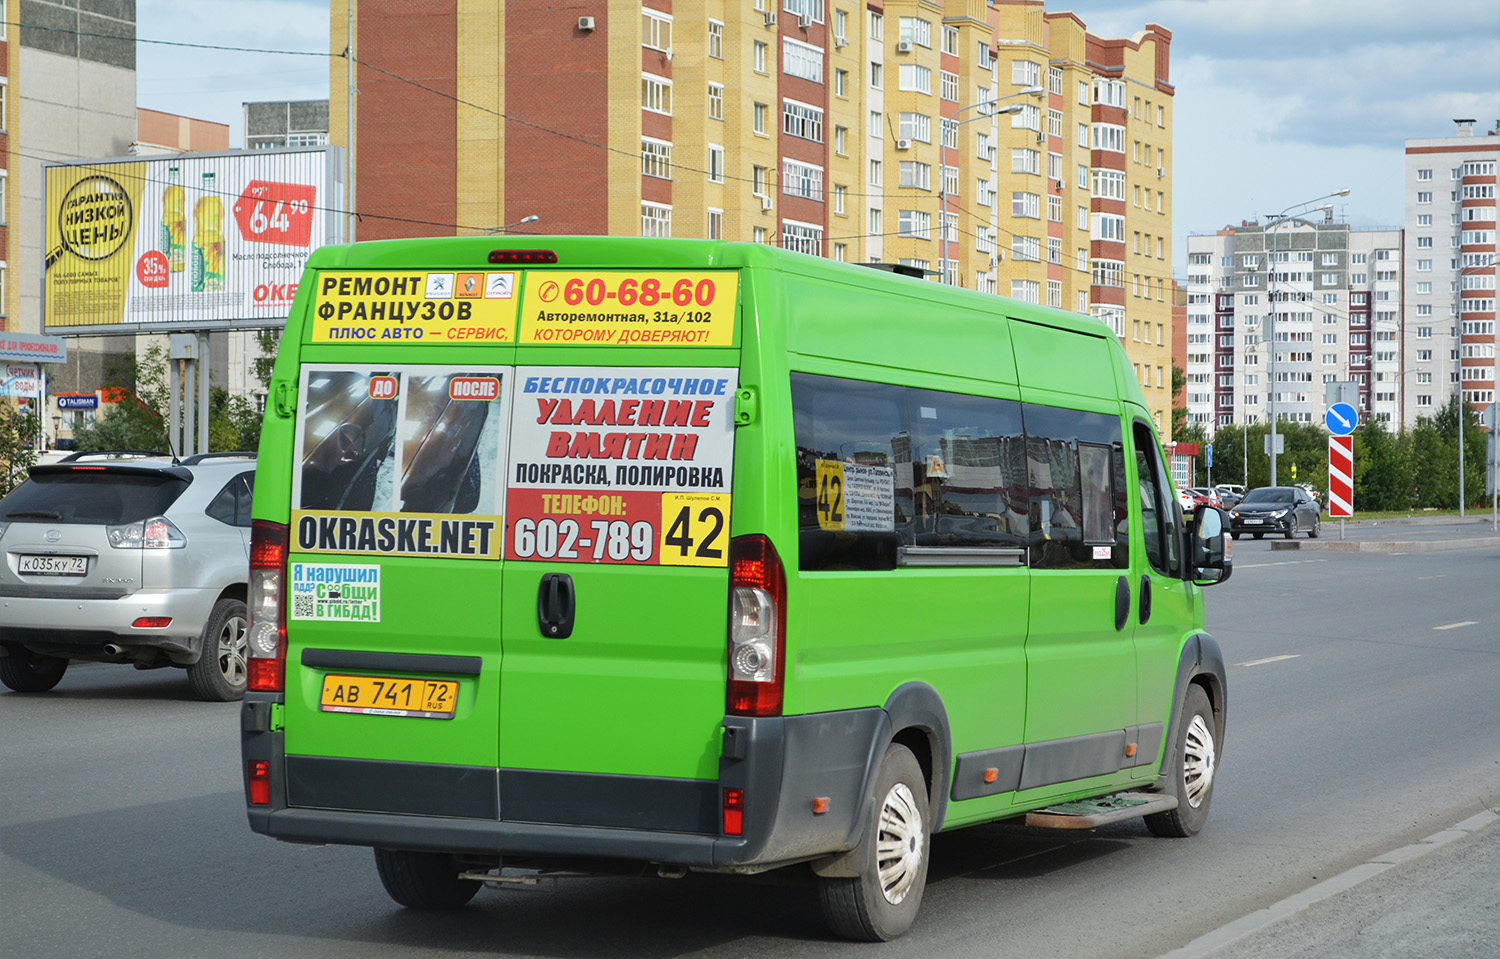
xmin=247 ymin=520 xmax=288 ymax=692
xmin=726 ymin=535 xmax=786 ymax=717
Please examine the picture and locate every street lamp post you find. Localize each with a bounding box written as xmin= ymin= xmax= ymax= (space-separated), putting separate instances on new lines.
xmin=1263 ymin=189 xmax=1350 ymax=485
xmin=939 ymin=86 xmax=1043 ymax=285
xmin=488 ymin=214 xmax=540 ymax=235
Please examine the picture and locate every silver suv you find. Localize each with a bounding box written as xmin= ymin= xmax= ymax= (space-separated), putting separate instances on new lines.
xmin=0 ymin=452 xmax=255 ymax=701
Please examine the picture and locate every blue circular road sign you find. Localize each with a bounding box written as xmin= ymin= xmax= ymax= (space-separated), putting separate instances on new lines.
xmin=1326 ymin=402 xmax=1359 ymax=436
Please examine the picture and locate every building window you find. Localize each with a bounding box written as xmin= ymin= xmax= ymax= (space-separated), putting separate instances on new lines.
xmin=1012 ymin=192 xmax=1040 ymax=219
xmin=784 ymin=39 xmax=824 ymax=82
xmin=708 ymin=145 xmax=724 ymax=183
xmin=869 ymin=159 xmax=882 ymax=187
xmin=784 ymin=159 xmax=825 ymax=200
xmin=1011 ymin=279 xmax=1040 ymax=303
xmin=642 ymin=9 xmax=672 ymax=52
xmin=834 ymin=184 xmax=847 ymax=215
xmin=898 ymin=64 xmax=931 ymax=94
xmin=869 ymin=61 xmax=882 ymax=89
xmin=753 ymin=102 xmax=768 ymax=135
xmin=783 ymin=99 xmax=825 ymax=142
xmin=642 ymin=202 xmax=672 ymax=238
xmin=1091 ymin=123 xmax=1125 ymax=152
xmin=754 ymin=41 xmax=768 ymax=73
xmin=752 ymin=165 xmax=769 ymax=196
xmin=898 ymin=209 xmax=930 ymax=239
xmin=898 ymin=16 xmax=932 ymax=47
xmin=898 ymin=112 xmax=931 ymax=143
xmin=708 ymin=20 xmax=723 ymax=59
xmin=834 ymin=69 xmax=848 ymax=97
xmin=642 ymin=74 xmax=672 ymax=115
xmin=707 ymin=208 xmax=722 ymax=240
xmin=782 ymin=220 xmax=823 ymax=256
xmin=834 ymin=125 xmax=847 ymax=155
xmin=641 ymin=138 xmax=672 ymax=179
xmin=708 ymin=83 xmax=724 ymax=121
xmin=941 ymin=71 xmax=959 ymax=103
xmin=1012 ymin=148 xmax=1039 ymax=175
xmin=899 ymin=161 xmax=931 ymax=190
xmin=1048 ymin=195 xmax=1062 ymax=223
xmin=1012 ymin=60 xmax=1040 ymax=86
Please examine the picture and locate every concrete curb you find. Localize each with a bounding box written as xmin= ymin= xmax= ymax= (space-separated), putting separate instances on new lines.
xmin=1270 ymin=537 xmax=1500 ymax=553
xmin=1157 ymin=808 xmax=1500 ymax=959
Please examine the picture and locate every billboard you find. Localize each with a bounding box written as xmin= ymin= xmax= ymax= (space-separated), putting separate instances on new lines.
xmin=43 ymin=148 xmax=343 ymax=333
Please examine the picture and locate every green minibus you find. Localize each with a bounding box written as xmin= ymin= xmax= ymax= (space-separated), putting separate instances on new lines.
xmin=243 ymin=237 xmax=1231 ymax=940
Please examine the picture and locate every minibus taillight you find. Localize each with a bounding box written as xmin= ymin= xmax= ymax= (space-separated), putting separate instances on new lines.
xmin=726 ymin=535 xmax=786 ymax=717
xmin=488 ymin=249 xmax=558 ymax=264
xmin=247 ymin=520 xmax=289 ymax=693
xmin=248 ymin=761 xmax=271 ymax=805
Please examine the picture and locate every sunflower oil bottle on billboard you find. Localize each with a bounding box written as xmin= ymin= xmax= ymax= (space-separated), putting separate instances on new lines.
xmin=160 ymin=165 xmax=186 ymax=273
xmin=192 ymin=172 xmax=226 ymax=293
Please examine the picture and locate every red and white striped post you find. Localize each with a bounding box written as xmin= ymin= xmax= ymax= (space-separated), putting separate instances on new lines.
xmin=1328 ymin=436 xmax=1354 ymax=531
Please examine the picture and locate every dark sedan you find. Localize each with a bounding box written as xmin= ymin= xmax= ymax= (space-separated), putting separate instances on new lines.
xmin=1229 ymin=486 xmax=1321 ymax=539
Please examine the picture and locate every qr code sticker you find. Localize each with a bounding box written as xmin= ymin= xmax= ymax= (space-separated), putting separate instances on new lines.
xmin=293 ymin=595 xmax=315 ymax=618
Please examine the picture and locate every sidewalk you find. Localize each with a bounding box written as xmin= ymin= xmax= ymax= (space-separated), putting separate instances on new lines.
xmin=1162 ymin=810 xmax=1500 ymax=959
xmin=1269 ymin=514 xmax=1500 ymax=552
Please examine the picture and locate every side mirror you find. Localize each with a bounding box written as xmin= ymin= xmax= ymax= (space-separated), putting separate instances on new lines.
xmin=1189 ymin=505 xmax=1232 ymax=586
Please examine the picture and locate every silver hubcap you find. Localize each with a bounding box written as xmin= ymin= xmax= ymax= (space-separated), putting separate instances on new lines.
xmin=876 ymin=782 xmax=924 ymax=905
xmin=218 ymin=614 xmax=248 ymax=687
xmin=1183 ymin=713 xmax=1217 ymax=808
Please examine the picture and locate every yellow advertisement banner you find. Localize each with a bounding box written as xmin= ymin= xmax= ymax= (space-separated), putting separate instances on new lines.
xmin=292 ymin=510 xmax=504 ymax=559
xmin=519 ymin=271 xmax=738 ymax=347
xmin=44 ymin=164 xmax=148 ymax=328
xmin=310 ymin=271 xmax=518 ymax=344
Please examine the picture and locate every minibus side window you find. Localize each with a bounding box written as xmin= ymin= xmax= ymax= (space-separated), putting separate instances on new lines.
xmin=1021 ymin=404 xmax=1127 ymax=571
xmin=791 ymin=373 xmax=1028 ymax=570
xmin=792 ymin=374 xmax=909 ymax=570
xmin=1132 ymin=422 xmax=1182 ymax=578
xmin=905 ymin=388 xmax=1027 ymax=551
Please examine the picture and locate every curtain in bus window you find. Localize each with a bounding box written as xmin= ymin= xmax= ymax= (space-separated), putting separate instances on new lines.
xmin=904 ymin=388 xmax=1027 ymax=549
xmin=1021 ymin=403 xmax=1128 ymax=571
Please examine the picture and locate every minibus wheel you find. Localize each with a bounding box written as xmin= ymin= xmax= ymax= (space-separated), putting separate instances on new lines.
xmin=1146 ymin=684 xmax=1218 ymax=838
xmin=374 ymin=849 xmax=481 ymax=909
xmin=817 ymin=743 xmax=930 ymax=941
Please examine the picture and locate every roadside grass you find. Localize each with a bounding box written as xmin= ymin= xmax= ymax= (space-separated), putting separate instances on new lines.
xmin=1323 ymin=508 xmax=1473 ymax=521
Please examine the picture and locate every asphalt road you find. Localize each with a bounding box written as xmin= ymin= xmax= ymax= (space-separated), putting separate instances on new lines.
xmin=2 ymin=539 xmax=1496 ymax=959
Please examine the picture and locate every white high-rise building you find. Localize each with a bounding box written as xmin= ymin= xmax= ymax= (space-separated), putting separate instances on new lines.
xmin=1403 ymin=120 xmax=1498 ymax=425
xmin=1184 ymin=219 xmax=1402 ymax=434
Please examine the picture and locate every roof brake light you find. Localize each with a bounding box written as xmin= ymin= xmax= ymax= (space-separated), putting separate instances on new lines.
xmin=488 ymin=249 xmax=558 ymax=265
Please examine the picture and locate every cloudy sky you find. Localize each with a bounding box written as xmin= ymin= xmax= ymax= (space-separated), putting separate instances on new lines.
xmin=136 ymin=0 xmax=1500 ymax=266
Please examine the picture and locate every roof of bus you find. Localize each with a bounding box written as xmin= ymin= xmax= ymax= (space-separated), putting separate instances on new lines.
xmin=305 ymin=236 xmax=1112 ymax=341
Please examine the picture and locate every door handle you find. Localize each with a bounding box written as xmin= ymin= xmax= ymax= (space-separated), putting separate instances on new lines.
xmin=537 ymin=573 xmax=575 ymax=639
xmin=1114 ymin=575 xmax=1130 ymax=631
xmin=1138 ymin=574 xmax=1152 ymax=626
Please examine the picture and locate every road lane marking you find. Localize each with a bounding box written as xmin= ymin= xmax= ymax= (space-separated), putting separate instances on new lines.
xmin=1417 ymin=575 xmax=1447 ymax=581
xmin=1237 ymin=654 xmax=1302 ymax=667
xmin=1433 ymin=621 xmax=1479 ymax=631
xmin=1232 ymin=559 xmax=1329 ymax=569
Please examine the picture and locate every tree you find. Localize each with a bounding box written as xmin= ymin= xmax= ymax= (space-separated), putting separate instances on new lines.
xmin=70 ymin=347 xmax=169 ymax=453
xmin=1433 ymin=395 xmax=1488 ymax=509
xmin=1353 ymin=417 xmax=1410 ymax=511
xmin=1 ymin=405 xmax=41 ymax=498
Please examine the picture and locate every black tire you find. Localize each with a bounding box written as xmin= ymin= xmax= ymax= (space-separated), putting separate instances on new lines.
xmin=1283 ymin=516 xmax=1297 ymax=540
xmin=1252 ymin=532 xmax=1264 ymax=540
xmin=1308 ymin=515 xmax=1320 ymax=538
xmin=374 ymin=849 xmax=481 ymax=909
xmin=817 ymin=744 xmax=931 ymax=941
xmin=187 ymin=598 xmax=249 ymax=702
xmin=0 ymin=646 xmax=68 ymax=693
xmin=1146 ymin=684 xmax=1218 ymax=838
xmin=1230 ymin=532 xmax=1240 ymax=541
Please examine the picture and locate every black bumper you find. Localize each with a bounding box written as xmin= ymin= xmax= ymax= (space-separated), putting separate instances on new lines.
xmin=242 ymin=696 xmax=888 ymax=870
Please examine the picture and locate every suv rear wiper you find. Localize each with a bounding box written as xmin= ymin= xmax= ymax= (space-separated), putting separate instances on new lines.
xmin=6 ymin=510 xmax=64 ymax=520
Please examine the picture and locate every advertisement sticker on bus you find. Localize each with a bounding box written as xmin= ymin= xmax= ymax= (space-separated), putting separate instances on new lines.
xmin=290 ymin=364 xmax=510 ymax=559
xmin=310 ymin=272 xmax=519 ymax=344
xmin=507 ymin=367 xmax=737 ymax=565
xmin=518 ymin=271 xmax=738 ymax=347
